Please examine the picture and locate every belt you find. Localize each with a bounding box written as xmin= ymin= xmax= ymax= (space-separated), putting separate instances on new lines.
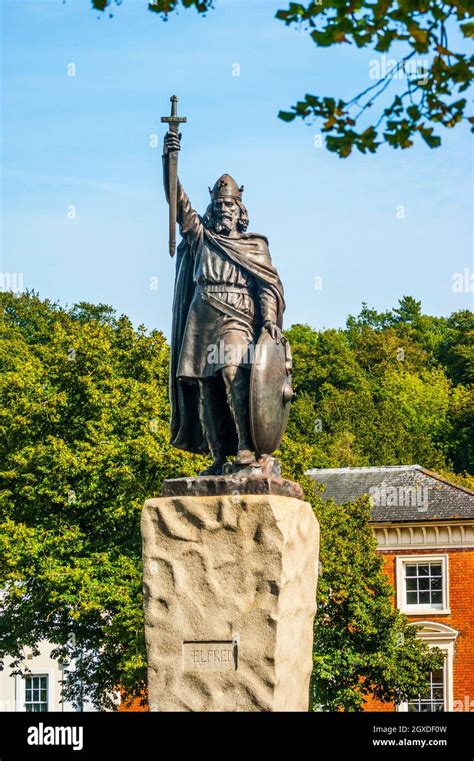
xmin=200 ymin=291 xmax=254 ymax=326
xmin=199 ymin=284 xmax=249 ymax=294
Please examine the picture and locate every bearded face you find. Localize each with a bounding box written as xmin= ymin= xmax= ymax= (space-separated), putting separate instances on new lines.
xmin=211 ymin=198 xmax=240 ymax=234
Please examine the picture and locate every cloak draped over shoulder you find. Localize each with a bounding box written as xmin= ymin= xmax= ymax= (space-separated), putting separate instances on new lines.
xmin=170 ymin=225 xmax=285 ymax=455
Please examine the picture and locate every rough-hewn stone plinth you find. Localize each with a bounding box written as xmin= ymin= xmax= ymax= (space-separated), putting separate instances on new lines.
xmin=142 ymin=494 xmax=319 ymax=712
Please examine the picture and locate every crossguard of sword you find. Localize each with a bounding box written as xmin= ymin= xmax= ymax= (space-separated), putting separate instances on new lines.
xmin=161 ymin=95 xmax=187 ymax=131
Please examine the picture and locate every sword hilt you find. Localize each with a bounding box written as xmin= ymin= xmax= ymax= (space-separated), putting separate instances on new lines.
xmin=161 ymin=95 xmax=187 ymax=133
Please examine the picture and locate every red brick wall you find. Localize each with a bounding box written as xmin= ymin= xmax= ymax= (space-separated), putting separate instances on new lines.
xmin=119 ymin=693 xmax=148 ymax=712
xmin=365 ymin=547 xmax=474 ymax=712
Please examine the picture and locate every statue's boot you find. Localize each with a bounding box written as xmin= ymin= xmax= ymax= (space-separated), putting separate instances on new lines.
xmin=224 ymin=368 xmax=256 ymax=466
xmin=198 ymin=381 xmax=226 ymax=476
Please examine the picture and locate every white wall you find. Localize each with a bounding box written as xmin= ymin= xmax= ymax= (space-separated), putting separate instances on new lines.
xmin=0 ymin=641 xmax=95 ymax=712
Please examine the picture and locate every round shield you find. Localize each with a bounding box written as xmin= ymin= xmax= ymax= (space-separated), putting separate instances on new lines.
xmin=249 ymin=330 xmax=294 ymax=455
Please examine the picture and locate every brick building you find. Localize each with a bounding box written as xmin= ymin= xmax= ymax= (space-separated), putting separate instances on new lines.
xmin=308 ymin=465 xmax=474 ymax=712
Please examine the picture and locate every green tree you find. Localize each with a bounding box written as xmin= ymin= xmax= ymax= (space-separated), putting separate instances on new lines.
xmin=444 ymin=383 xmax=474 ymax=472
xmin=88 ymin=0 xmax=472 ymax=157
xmin=436 ymin=309 xmax=474 ymax=385
xmin=0 ymin=292 xmax=202 ymax=709
xmin=285 ymin=303 xmax=458 ymax=471
xmin=347 ymin=296 xmax=451 ymax=362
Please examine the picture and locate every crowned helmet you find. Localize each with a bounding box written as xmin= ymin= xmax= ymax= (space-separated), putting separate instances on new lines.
xmin=209 ymin=174 xmax=244 ymax=201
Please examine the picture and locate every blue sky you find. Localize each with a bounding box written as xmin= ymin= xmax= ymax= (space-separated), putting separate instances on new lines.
xmin=1 ymin=0 xmax=472 ymax=337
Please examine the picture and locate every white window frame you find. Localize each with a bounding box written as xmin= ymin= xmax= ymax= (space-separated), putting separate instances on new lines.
xmin=15 ymin=669 xmax=54 ymax=713
xmin=24 ymin=673 xmax=49 ymax=712
xmin=396 ymin=554 xmax=450 ymax=615
xmin=398 ymin=622 xmax=458 ymax=712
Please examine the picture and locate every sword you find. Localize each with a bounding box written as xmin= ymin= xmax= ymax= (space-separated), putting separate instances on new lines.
xmin=161 ymin=95 xmax=187 ymax=257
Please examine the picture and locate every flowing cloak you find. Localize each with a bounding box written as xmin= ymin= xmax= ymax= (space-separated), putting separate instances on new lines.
xmin=170 ymin=226 xmax=285 ymax=455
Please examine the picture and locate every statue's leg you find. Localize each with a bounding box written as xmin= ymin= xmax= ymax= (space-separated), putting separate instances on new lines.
xmin=221 ymin=365 xmax=256 ymax=466
xmin=197 ymin=378 xmax=227 ymax=476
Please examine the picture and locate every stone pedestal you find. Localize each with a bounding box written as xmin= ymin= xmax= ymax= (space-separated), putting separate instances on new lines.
xmin=142 ymin=493 xmax=319 ymax=712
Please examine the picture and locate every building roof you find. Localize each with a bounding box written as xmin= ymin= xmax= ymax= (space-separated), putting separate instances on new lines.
xmin=306 ymin=465 xmax=474 ymax=523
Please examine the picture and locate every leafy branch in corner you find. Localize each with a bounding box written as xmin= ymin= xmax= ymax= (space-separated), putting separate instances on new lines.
xmin=277 ymin=1 xmax=473 ymax=156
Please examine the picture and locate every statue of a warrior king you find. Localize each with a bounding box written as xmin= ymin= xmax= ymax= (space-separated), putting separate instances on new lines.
xmin=163 ymin=119 xmax=291 ymax=477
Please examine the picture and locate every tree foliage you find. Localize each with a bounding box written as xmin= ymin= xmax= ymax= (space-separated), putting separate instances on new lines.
xmin=87 ymin=0 xmax=473 ymax=157
xmin=285 ymin=296 xmax=473 ymax=474
xmin=0 ymin=292 xmax=203 ymax=709
xmin=0 ymin=292 xmax=471 ymax=710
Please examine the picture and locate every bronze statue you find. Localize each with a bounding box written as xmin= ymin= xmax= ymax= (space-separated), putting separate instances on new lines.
xmin=162 ymin=97 xmax=292 ymax=477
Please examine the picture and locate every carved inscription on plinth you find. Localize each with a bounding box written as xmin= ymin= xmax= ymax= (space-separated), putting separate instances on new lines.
xmin=182 ymin=639 xmax=238 ymax=672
